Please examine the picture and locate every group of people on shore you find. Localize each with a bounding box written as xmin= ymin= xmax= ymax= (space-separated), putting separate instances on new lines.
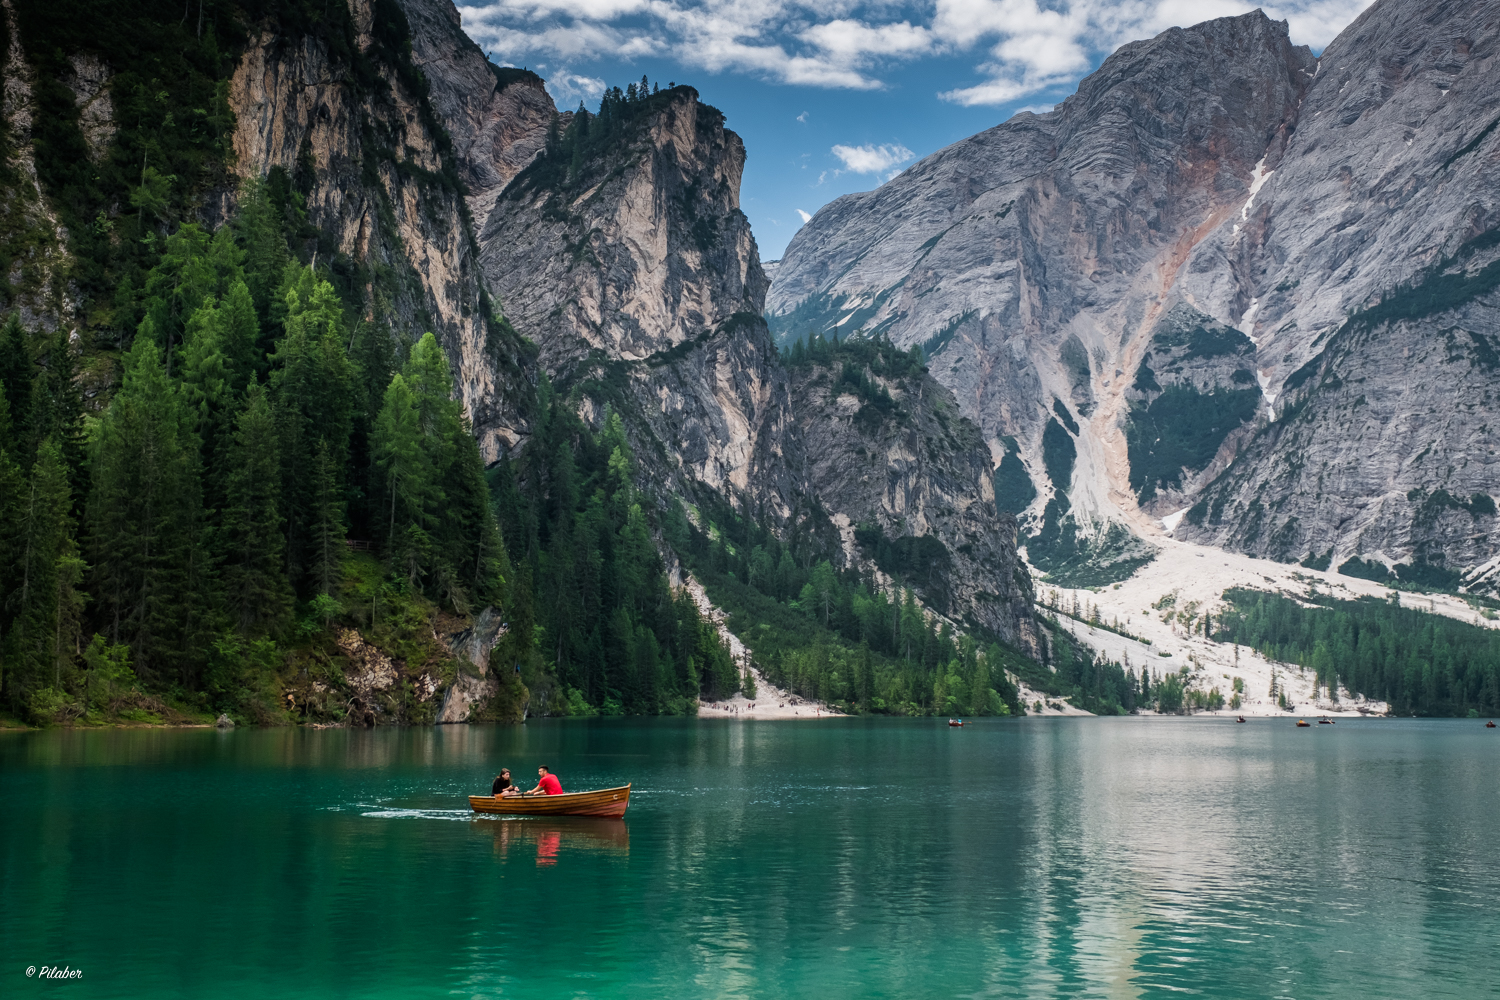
xmin=491 ymin=765 xmax=563 ymax=797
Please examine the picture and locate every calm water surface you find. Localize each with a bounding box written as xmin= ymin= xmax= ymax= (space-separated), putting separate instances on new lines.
xmin=3 ymin=717 xmax=1498 ymax=998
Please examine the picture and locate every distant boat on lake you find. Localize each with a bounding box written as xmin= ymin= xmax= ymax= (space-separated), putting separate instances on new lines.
xmin=949 ymin=719 xmax=964 ymax=727
xmin=1296 ymin=720 xmax=1311 ymax=728
xmin=470 ymin=784 xmax=631 ymax=818
xmin=1319 ymin=718 xmax=1335 ymax=725
xmin=1236 ymin=716 xmax=1246 ymax=723
xmin=1487 ymin=720 xmax=1496 ymax=728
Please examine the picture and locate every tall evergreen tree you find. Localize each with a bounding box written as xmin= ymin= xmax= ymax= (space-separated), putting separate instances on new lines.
xmin=268 ymin=270 xmax=355 ymax=590
xmin=219 ymin=384 xmax=292 ymax=638
xmin=372 ymin=372 xmax=426 ymax=554
xmin=140 ymin=224 xmax=244 ymax=375
xmin=0 ymin=314 xmax=33 ymax=455
xmin=88 ymin=337 xmax=204 ymax=681
xmin=29 ymin=330 xmax=89 ymax=510
xmin=308 ymin=439 xmax=346 ymax=599
xmin=3 ymin=439 xmax=80 ymax=703
xmin=232 ymin=176 xmax=292 ymax=324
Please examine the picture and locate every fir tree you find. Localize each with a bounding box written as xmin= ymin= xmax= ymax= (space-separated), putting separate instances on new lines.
xmin=29 ymin=329 xmax=88 ymax=510
xmin=4 ymin=438 xmax=82 ymax=703
xmin=232 ymin=176 xmax=292 ymax=323
xmin=88 ymin=337 xmax=203 ymax=680
xmin=219 ymin=384 xmax=292 ymax=638
xmin=308 ymin=439 xmax=346 ymax=599
xmin=268 ymin=270 xmax=355 ymax=589
xmin=0 ymin=314 xmax=33 ymax=455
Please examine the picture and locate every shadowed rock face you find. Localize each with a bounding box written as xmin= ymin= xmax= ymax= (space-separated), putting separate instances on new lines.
xmin=769 ymin=0 xmax=1500 ymax=587
xmin=227 ymin=0 xmax=533 ymax=461
xmin=400 ymin=0 xmax=558 ymax=225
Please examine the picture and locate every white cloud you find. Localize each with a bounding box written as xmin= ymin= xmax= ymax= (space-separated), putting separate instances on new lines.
xmin=801 ymin=19 xmax=933 ymax=59
xmin=548 ymin=70 xmax=610 ymax=105
xmin=457 ymin=0 xmax=1374 ymax=103
xmin=796 ymin=111 xmax=809 ymax=123
xmin=796 ymin=208 xmax=813 ymax=223
xmin=831 ymin=142 xmax=914 ymax=173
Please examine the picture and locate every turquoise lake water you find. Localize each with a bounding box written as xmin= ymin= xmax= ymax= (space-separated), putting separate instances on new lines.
xmin=3 ymin=717 xmax=1498 ymax=998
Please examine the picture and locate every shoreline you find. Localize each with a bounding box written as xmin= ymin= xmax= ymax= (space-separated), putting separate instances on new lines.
xmin=11 ymin=710 xmax=1472 ymax=733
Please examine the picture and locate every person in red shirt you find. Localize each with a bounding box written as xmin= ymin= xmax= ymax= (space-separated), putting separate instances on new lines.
xmin=527 ymin=765 xmax=563 ymax=795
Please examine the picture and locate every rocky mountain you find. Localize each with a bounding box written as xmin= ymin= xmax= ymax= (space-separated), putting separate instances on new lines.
xmin=0 ymin=0 xmax=1040 ymax=663
xmin=768 ymin=0 xmax=1500 ymax=592
xmin=223 ymin=0 xmax=533 ymax=461
xmin=400 ymin=0 xmax=558 ymax=226
xmin=428 ymin=49 xmax=1039 ymax=647
xmin=0 ymin=0 xmax=532 ymax=457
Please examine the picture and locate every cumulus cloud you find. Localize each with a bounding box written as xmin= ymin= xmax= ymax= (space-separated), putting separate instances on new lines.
xmin=831 ymin=142 xmax=914 ymax=173
xmin=456 ymin=0 xmax=1374 ymax=104
xmin=547 ymin=69 xmax=610 ymax=105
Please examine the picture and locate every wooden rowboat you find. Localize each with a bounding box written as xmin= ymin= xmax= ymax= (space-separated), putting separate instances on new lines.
xmin=469 ymin=784 xmax=631 ymax=818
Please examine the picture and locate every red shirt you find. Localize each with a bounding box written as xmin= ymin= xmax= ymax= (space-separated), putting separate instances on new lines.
xmin=538 ymin=774 xmax=563 ymax=795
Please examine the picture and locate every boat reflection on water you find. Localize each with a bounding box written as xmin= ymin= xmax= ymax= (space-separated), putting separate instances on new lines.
xmin=483 ymin=817 xmax=630 ymax=866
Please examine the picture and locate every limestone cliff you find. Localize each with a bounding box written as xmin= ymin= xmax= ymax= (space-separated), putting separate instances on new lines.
xmin=224 ymin=0 xmax=532 ymax=459
xmin=1168 ymin=0 xmax=1500 ymax=585
xmin=399 ymin=0 xmax=557 ymax=224
xmin=769 ymin=0 xmax=1500 ymax=589
xmin=466 ymin=83 xmax=1037 ymax=647
xmin=769 ymin=10 xmax=1312 ymax=585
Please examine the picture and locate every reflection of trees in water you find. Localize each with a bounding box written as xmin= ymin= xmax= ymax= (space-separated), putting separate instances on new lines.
xmin=487 ymin=818 xmax=630 ymax=866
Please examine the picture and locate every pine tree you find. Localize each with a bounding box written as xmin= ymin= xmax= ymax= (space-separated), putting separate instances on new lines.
xmin=140 ymin=223 xmax=244 ymax=375
xmin=219 ymin=384 xmax=292 ymax=637
xmin=88 ymin=337 xmax=203 ymax=680
xmin=0 ymin=314 xmax=33 ymax=456
xmin=4 ymin=438 xmax=81 ymax=702
xmin=218 ymin=279 xmax=262 ymax=393
xmin=180 ymin=295 xmax=235 ymax=505
xmin=232 ymin=176 xmax=292 ymax=323
xmin=308 ymin=439 xmax=346 ymax=599
xmin=373 ymin=373 xmax=426 ymax=553
xmin=28 ymin=329 xmax=89 ymax=511
xmin=269 ymin=270 xmax=355 ymax=589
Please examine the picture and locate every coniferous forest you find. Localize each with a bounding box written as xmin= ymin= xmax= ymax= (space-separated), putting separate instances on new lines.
xmin=0 ymin=181 xmax=735 ymax=725
xmin=1215 ymin=588 xmax=1500 ymax=717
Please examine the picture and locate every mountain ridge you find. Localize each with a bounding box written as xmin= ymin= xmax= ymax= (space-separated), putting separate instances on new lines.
xmin=767 ymin=0 xmax=1500 ymax=592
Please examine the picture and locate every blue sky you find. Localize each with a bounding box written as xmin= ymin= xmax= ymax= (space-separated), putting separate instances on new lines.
xmin=454 ymin=0 xmax=1372 ymax=260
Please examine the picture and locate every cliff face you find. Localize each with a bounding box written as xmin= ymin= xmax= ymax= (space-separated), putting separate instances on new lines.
xmin=399 ymin=0 xmax=557 ymax=225
xmin=0 ymin=0 xmax=72 ymax=330
xmin=1167 ymin=0 xmax=1500 ymax=584
xmin=465 ymin=84 xmax=1037 ymax=646
xmin=769 ymin=11 xmax=1313 ymax=584
xmin=769 ymin=0 xmax=1500 ymax=588
xmin=482 ymin=91 xmax=766 ymax=375
xmin=225 ymin=0 xmax=531 ymax=459
xmin=788 ymin=347 xmax=1038 ymax=650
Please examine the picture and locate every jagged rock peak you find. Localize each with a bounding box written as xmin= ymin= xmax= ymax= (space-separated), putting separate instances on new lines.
xmin=481 ymin=84 xmax=767 ymax=371
xmin=399 ymin=0 xmax=559 ymax=225
xmin=765 ymin=8 xmax=1316 ymax=586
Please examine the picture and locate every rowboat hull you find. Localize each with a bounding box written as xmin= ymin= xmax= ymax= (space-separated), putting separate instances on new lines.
xmin=469 ymin=783 xmax=631 ymax=818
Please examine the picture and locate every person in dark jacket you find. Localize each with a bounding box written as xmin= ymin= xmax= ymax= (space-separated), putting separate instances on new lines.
xmin=491 ymin=769 xmax=517 ymax=797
